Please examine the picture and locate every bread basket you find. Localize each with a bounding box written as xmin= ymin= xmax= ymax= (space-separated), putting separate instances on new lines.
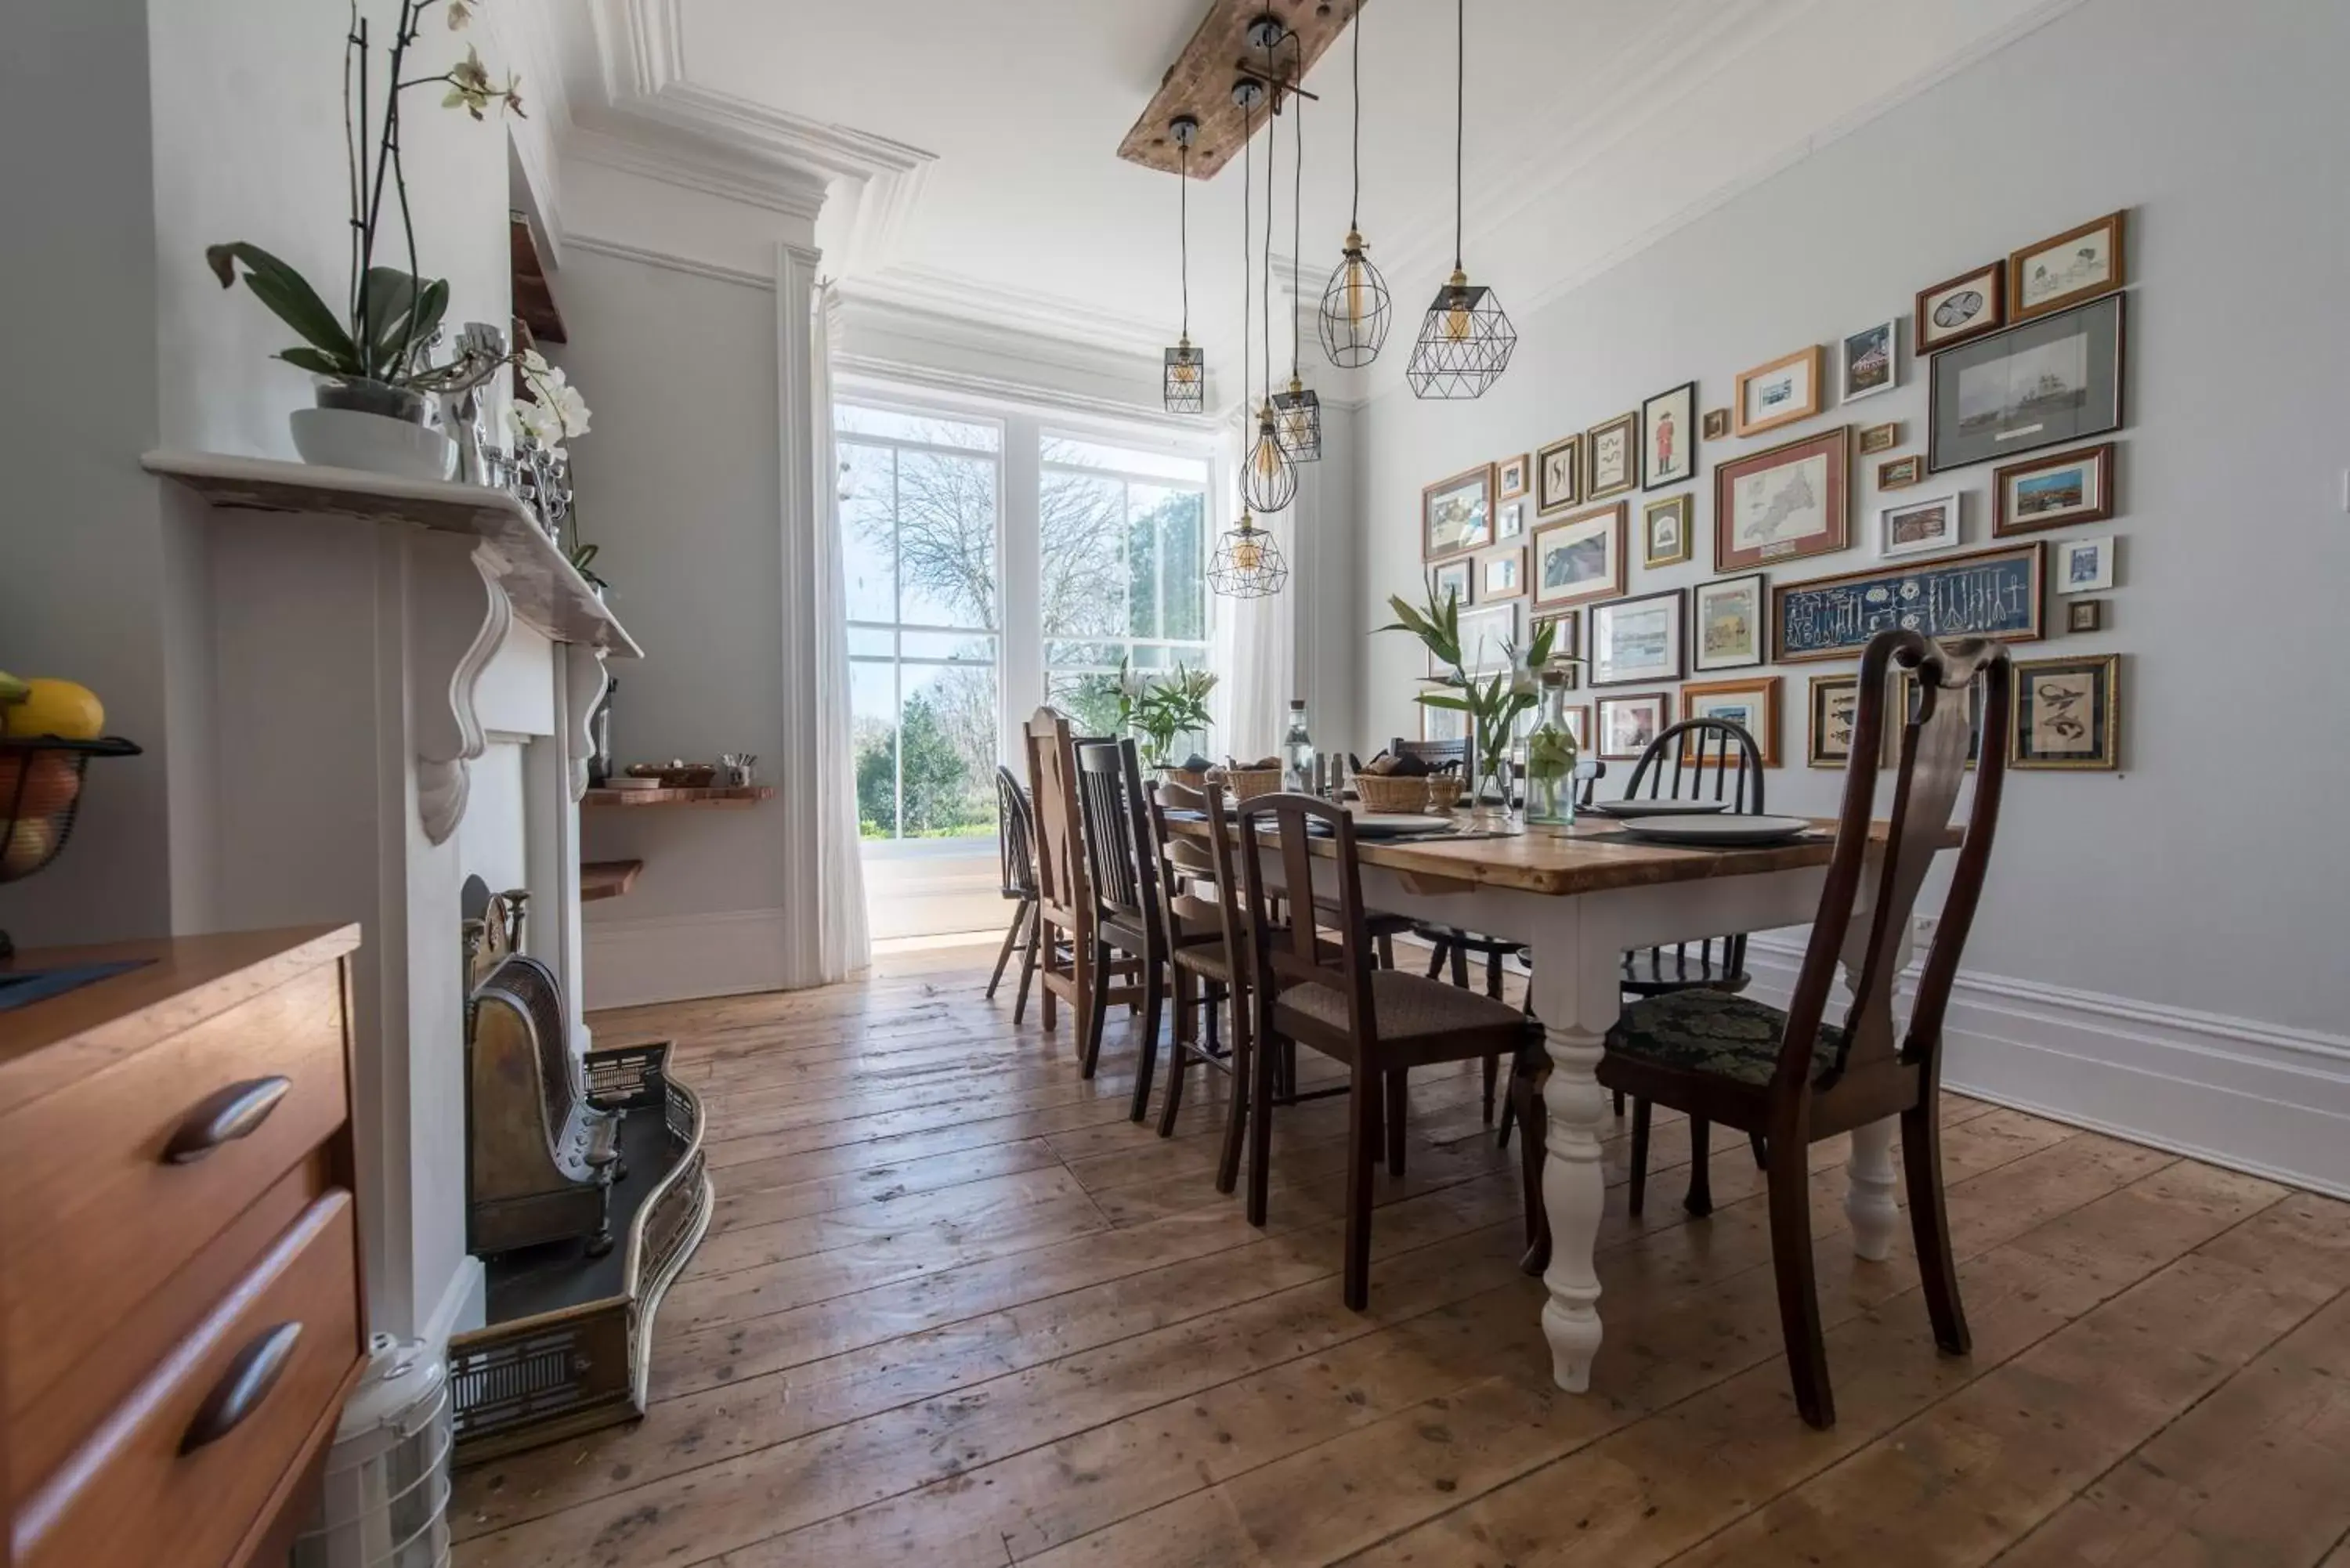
xmin=1353 ymin=771 xmax=1434 ymax=812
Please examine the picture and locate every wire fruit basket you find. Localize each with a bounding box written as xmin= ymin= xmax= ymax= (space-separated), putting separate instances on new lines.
xmin=1 ymin=735 xmax=142 ymax=960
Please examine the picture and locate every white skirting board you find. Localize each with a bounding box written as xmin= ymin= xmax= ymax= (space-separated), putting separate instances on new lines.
xmin=1741 ymin=934 xmax=2350 ymax=1200
xmin=583 ymin=906 xmax=797 ymax=1010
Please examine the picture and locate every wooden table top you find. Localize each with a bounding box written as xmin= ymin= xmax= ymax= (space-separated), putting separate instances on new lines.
xmin=1175 ymin=809 xmax=1954 ymax=898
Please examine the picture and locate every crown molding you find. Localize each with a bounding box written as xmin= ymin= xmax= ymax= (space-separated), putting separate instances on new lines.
xmin=834 ymin=353 xmax=1222 ymax=441
xmin=563 ymin=229 xmax=779 ymax=291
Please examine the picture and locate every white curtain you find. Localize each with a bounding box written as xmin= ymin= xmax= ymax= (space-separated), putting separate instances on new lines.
xmin=1209 ymin=415 xmax=1295 ymax=763
xmin=805 ymin=284 xmax=870 ymax=977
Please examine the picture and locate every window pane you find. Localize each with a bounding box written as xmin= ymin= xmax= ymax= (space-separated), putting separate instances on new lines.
xmin=851 ymin=661 xmax=899 ymax=840
xmin=839 ymin=441 xmax=898 ymax=624
xmin=902 ymin=629 xmax=995 ymax=663
xmin=899 ymin=662 xmax=997 ymax=837
xmin=1041 ymin=433 xmax=1209 ymax=482
xmin=1045 ymin=638 xmax=1124 ymax=669
xmin=1047 ymin=672 xmax=1124 ymax=738
xmin=1139 ymin=486 xmax=1206 ymax=641
xmin=837 ymin=403 xmax=1000 ymax=452
xmin=846 ymin=624 xmax=893 ymax=659
xmin=894 ymin=450 xmax=998 ymax=631
xmin=1040 ymin=471 xmax=1128 ymax=638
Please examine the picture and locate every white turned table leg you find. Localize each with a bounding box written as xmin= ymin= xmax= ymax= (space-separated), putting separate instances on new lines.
xmin=1529 ymin=898 xmax=1623 ymax=1393
xmin=1842 ymin=883 xmax=1913 ymax=1263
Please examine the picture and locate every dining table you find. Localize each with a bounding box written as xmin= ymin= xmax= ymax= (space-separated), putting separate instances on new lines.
xmin=1212 ymin=803 xmax=1954 ymax=1397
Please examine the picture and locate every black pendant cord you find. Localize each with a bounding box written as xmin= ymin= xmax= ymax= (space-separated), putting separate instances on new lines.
xmin=1240 ymin=103 xmax=1253 ymax=497
xmin=1178 ymin=139 xmax=1190 ymax=338
xmin=1290 ymin=85 xmax=1303 ymax=378
xmin=1349 ymin=2 xmax=1363 ymax=233
xmin=1452 ymin=0 xmax=1464 ymax=273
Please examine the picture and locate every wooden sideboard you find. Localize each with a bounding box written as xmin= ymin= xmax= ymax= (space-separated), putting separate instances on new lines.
xmin=0 ymin=926 xmax=368 ymax=1568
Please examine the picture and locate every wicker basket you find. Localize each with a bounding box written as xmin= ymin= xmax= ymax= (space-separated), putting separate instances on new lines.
xmin=1158 ymin=765 xmax=1211 ymax=792
xmin=1213 ymin=766 xmax=1283 ymax=803
xmin=1354 ymin=771 xmax=1433 ymax=812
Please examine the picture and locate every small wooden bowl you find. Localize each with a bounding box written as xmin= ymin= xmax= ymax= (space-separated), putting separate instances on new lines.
xmin=1354 ymin=772 xmax=1432 ymax=813
xmin=1423 ymin=776 xmax=1462 ymax=816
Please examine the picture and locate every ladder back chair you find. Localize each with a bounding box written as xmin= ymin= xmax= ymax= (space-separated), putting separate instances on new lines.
xmin=1618 ymin=715 xmax=1770 ymax=1215
xmin=1021 ymin=709 xmax=1142 ymax=1078
xmin=985 ymin=765 xmax=1041 ymax=1019
xmin=1072 ymin=737 xmax=1169 ymax=1120
xmin=1143 ymin=776 xmax=1255 ymax=1188
xmin=1524 ymin=630 xmax=2014 ymax=1427
xmin=1234 ymin=792 xmax=1549 ymax=1310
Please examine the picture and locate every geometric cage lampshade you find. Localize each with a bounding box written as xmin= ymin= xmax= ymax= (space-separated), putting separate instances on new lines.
xmin=1272 ymin=374 xmax=1321 ymax=462
xmin=1405 ymin=269 xmax=1517 ymax=401
xmin=1164 ymin=338 xmax=1206 ymax=415
xmin=1208 ymin=509 xmax=1289 ymax=599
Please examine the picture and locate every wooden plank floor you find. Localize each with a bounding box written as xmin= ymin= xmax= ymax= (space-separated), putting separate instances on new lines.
xmin=452 ymin=940 xmax=2350 ymax=1568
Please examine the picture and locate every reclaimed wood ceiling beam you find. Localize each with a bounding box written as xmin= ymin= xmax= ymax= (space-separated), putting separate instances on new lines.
xmin=1118 ymin=0 xmax=1358 ymax=180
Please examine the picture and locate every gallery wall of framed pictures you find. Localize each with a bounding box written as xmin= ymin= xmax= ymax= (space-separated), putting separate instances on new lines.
xmin=1400 ymin=204 xmax=2135 ymax=775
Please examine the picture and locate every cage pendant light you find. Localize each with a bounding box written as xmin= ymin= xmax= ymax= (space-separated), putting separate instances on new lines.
xmin=1241 ymin=73 xmax=1296 ymax=515
xmin=1162 ymin=117 xmax=1206 ymax=414
xmin=1215 ymin=86 xmax=1289 ymax=599
xmin=1271 ymin=86 xmax=1322 ymax=462
xmin=1407 ymin=0 xmax=1516 ymax=400
xmin=1317 ymin=2 xmax=1391 ymax=368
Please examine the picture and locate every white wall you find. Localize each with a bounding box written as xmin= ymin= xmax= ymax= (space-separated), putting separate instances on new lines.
xmin=1354 ymin=0 xmax=2350 ymax=1182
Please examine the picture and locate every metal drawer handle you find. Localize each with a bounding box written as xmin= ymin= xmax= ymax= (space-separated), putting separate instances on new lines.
xmin=179 ymin=1321 xmax=302 ymax=1454
xmin=163 ymin=1076 xmax=292 ymax=1164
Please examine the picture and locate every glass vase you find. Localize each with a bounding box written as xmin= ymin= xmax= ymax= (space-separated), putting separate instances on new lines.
xmin=1469 ymin=717 xmax=1518 ymax=830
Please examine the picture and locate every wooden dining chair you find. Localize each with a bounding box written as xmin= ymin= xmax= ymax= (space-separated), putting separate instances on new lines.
xmin=1618 ymin=716 xmax=1770 ymax=1216
xmin=1143 ymin=776 xmax=1255 ymax=1188
xmin=1520 ymin=630 xmax=2013 ymax=1427
xmin=1072 ymin=737 xmax=1170 ymax=1121
xmin=1021 ymin=709 xmax=1144 ymax=1078
xmin=1234 ymin=791 xmax=1550 ymax=1310
xmin=985 ymin=765 xmax=1042 ymax=1020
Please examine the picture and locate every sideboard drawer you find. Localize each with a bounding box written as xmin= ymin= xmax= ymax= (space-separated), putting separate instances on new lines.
xmin=12 ymin=1191 xmax=364 ymax=1568
xmin=0 ymin=960 xmax=350 ymax=1426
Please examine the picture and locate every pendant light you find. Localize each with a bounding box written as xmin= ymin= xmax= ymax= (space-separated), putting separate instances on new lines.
xmin=1271 ymin=83 xmax=1322 ymax=461
xmin=1317 ymin=1 xmax=1391 ymax=367
xmin=1406 ymin=0 xmax=1516 ymax=400
xmin=1161 ymin=117 xmax=1206 ymax=414
xmin=1241 ymin=60 xmax=1296 ymax=515
xmin=1214 ymin=84 xmax=1289 ymax=600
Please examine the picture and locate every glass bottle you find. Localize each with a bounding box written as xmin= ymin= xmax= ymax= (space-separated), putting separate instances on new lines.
xmin=1282 ymin=699 xmax=1316 ymax=793
xmin=1522 ymin=667 xmax=1578 ymax=836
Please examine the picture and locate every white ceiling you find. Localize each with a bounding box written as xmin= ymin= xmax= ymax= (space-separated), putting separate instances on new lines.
xmin=569 ymin=0 xmax=2084 ymax=399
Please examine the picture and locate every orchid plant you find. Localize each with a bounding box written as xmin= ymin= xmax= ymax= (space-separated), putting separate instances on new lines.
xmin=1379 ymin=576 xmax=1573 ymax=789
xmin=205 ymin=1 xmax=525 ymax=403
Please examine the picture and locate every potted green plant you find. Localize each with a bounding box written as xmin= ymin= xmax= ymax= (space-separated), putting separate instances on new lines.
xmin=1115 ymin=660 xmax=1218 ymax=774
xmin=1379 ymin=576 xmax=1571 ymax=827
xmin=206 ymin=1 xmax=525 ymax=478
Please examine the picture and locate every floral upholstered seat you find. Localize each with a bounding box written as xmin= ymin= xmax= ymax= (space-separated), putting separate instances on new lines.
xmin=1605 ymin=990 xmax=1846 ymax=1088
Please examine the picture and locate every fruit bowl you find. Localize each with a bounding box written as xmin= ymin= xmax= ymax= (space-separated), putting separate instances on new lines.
xmin=2 ymin=735 xmax=142 ymax=889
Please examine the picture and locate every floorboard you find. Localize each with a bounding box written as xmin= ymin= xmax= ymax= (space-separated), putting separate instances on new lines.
xmin=452 ymin=941 xmax=2350 ymax=1568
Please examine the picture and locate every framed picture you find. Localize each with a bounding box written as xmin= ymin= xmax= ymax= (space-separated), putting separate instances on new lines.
xmin=1642 ymin=493 xmax=1694 ymax=569
xmin=1914 ymin=260 xmax=2004 ymax=354
xmin=1858 ymin=421 xmax=1900 ymax=455
xmin=1456 ymin=600 xmax=1520 ymax=672
xmin=1563 ymin=704 xmax=1592 ymax=752
xmin=1482 ymin=546 xmax=1527 ymax=600
xmin=1878 ymin=454 xmax=1924 ymax=490
xmin=1589 ymin=589 xmax=1687 ymax=687
xmin=1878 ymin=491 xmax=1961 ymax=559
xmin=1495 ymin=497 xmax=1528 ymax=540
xmin=1430 ymin=558 xmax=1472 ymax=607
xmin=1806 ymin=674 xmax=1860 ymax=768
xmin=1713 ymin=425 xmax=1850 ymax=571
xmin=2054 ymin=534 xmax=2115 ymax=594
xmin=1535 ymin=434 xmax=1582 ymax=514
xmin=1840 ymin=320 xmax=1899 ymax=403
xmin=2010 ymin=210 xmax=2126 ymax=322
xmin=2067 ymin=599 xmax=2103 ymax=633
xmin=1734 ymin=346 xmax=1824 ymax=437
xmin=1642 ymin=381 xmax=1697 ymax=490
xmin=1773 ymin=541 xmax=2043 ymax=662
xmin=1423 ymin=463 xmax=1496 ymax=561
xmin=1531 ymin=502 xmax=1628 ymax=610
xmin=1680 ymin=676 xmax=1781 ymax=766
xmin=1585 ymin=412 xmax=1640 ymax=500
xmin=1534 ymin=609 xmax=1581 ymax=670
xmin=1702 ymin=408 xmax=1732 ymax=441
xmin=1597 ymin=692 xmax=1671 ymax=761
xmin=1692 ymin=572 xmax=1766 ymax=670
xmin=1497 ymin=452 xmax=1531 ymax=500
xmin=1994 ymin=442 xmax=2114 ymax=535
xmin=1929 ymin=294 xmax=2125 ymax=473
xmin=2011 ymin=653 xmax=2119 ymax=769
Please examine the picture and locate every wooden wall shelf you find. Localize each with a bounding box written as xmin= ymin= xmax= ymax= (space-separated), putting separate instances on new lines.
xmin=580 ymin=859 xmax=644 ymax=901
xmin=580 ymin=786 xmax=776 ymax=809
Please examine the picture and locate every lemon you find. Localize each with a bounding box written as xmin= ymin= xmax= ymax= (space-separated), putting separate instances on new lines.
xmin=2 ymin=679 xmax=106 ymax=741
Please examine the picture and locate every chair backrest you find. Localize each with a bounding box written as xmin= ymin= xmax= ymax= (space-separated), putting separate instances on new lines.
xmin=1232 ymin=793 xmax=1377 ymax=1048
xmin=1022 ymin=707 xmax=1087 ymax=922
xmin=1625 ymin=717 xmax=1766 ymax=811
xmin=994 ymin=764 xmax=1036 ymax=900
xmin=1781 ymin=630 xmax=2012 ymax=1093
xmin=1574 ymin=757 xmax=1606 ymax=808
xmin=1144 ymin=775 xmax=1248 ymax=985
xmin=1073 ymin=737 xmax=1159 ymax=938
xmin=1391 ymin=736 xmax=1467 ymax=771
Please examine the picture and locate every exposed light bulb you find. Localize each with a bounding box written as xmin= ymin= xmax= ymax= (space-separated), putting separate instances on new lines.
xmin=1442 ymin=269 xmax=1473 ymax=343
xmin=1170 ymin=336 xmax=1200 ymax=386
xmin=1233 ymin=533 xmax=1262 ymax=573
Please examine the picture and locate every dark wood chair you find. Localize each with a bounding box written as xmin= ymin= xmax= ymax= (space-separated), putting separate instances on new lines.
xmin=1617 ymin=716 xmax=1770 ymax=1216
xmin=1143 ymin=775 xmax=1254 ymax=1188
xmin=1234 ymin=791 xmax=1549 ymax=1310
xmin=1520 ymin=630 xmax=2013 ymax=1427
xmin=1023 ymin=709 xmax=1146 ymax=1079
xmin=985 ymin=764 xmax=1041 ymax=1020
xmin=1073 ymin=737 xmax=1169 ymax=1122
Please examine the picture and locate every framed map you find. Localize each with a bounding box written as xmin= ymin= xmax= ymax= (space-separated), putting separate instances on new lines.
xmin=1713 ymin=426 xmax=1850 ymax=572
xmin=1771 ymin=541 xmax=2044 ymax=663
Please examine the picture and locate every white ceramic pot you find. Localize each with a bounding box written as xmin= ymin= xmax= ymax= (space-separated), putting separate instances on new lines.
xmin=290 ymin=406 xmax=457 ymax=482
